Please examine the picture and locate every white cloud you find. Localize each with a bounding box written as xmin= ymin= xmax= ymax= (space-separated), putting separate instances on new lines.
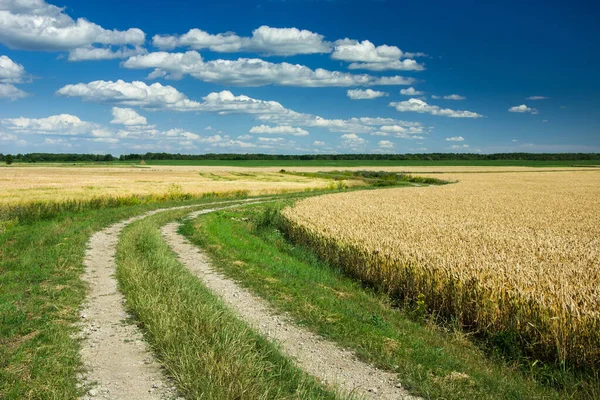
xmin=390 ymin=98 xmax=483 ymax=118
xmin=259 ymin=111 xmax=427 ymax=135
xmin=526 ymin=96 xmax=549 ymax=100
xmin=347 ymin=88 xmax=388 ymax=100
xmin=211 ymin=139 xmax=256 ymax=149
xmin=123 ymin=51 xmax=415 ymax=87
xmin=68 ymin=45 xmax=147 ymax=61
xmin=445 ymin=136 xmax=465 ymax=141
xmin=431 ymin=95 xmax=441 ymax=99
xmin=249 ymin=125 xmax=308 ymax=136
xmin=450 ymin=144 xmax=470 ymax=149
xmin=110 ymin=107 xmax=148 ymax=126
xmin=0 ymin=83 xmax=27 ymax=99
xmin=1 ymin=113 xmax=95 ymax=135
xmin=443 ymin=94 xmax=465 ymax=100
xmin=313 ymin=140 xmax=325 ymax=146
xmin=378 ymin=140 xmax=394 ymax=148
xmin=340 ymin=133 xmax=366 ymax=147
xmin=332 ymin=39 xmax=425 ymax=71
xmin=257 ymin=137 xmax=285 ymax=143
xmin=0 ymin=0 xmax=145 ymax=53
xmin=0 ymin=55 xmax=28 ymax=99
xmin=348 ymin=59 xmax=424 ymax=71
xmin=57 ymin=80 xmax=287 ymax=115
xmin=0 ymin=55 xmax=26 ymax=83
xmin=400 ymin=87 xmax=424 ymax=96
xmin=153 ymin=25 xmax=331 ymax=56
xmin=57 ymin=79 xmax=430 ymax=138
xmin=508 ymin=104 xmax=538 ymax=114
xmin=332 ymin=39 xmax=398 ymax=62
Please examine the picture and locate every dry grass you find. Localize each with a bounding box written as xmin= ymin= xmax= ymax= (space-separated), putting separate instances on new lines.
xmin=0 ymin=166 xmax=332 ymax=204
xmin=281 ymin=170 xmax=600 ymax=368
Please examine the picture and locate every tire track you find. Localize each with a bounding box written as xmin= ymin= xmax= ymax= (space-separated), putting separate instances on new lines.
xmin=161 ymin=208 xmax=418 ymax=400
xmin=78 ymin=198 xmax=270 ymax=399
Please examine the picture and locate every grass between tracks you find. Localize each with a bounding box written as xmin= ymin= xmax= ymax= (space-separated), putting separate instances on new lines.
xmin=115 ymin=206 xmax=342 ymax=399
xmin=0 ymin=193 xmax=275 ymax=400
xmin=180 ymin=201 xmax=584 ymax=400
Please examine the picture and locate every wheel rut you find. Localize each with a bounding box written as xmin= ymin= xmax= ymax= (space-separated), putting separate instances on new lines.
xmin=161 ymin=208 xmax=418 ymax=400
xmin=78 ymin=199 xmax=268 ymax=399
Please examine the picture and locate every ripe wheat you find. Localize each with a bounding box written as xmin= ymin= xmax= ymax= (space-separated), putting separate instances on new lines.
xmin=281 ymin=171 xmax=600 ymax=368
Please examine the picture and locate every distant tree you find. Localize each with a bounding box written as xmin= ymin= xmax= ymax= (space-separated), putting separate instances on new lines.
xmin=5 ymin=154 xmax=13 ymax=165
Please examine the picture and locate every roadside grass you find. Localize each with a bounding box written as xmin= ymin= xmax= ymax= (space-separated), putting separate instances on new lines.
xmin=0 ymin=194 xmax=277 ymax=399
xmin=115 ymin=208 xmax=342 ymax=399
xmin=180 ymin=202 xmax=572 ymax=400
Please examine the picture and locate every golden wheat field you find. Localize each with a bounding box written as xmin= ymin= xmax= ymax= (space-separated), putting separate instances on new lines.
xmin=0 ymin=165 xmax=334 ymax=204
xmin=281 ymin=170 xmax=600 ymax=368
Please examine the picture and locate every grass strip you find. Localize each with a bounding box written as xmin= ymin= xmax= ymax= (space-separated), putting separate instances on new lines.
xmin=180 ymin=202 xmax=580 ymax=400
xmin=0 ymin=195 xmax=261 ymax=399
xmin=115 ymin=208 xmax=341 ymax=399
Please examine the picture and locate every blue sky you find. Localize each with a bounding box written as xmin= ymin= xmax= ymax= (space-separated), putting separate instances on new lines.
xmin=0 ymin=0 xmax=598 ymax=155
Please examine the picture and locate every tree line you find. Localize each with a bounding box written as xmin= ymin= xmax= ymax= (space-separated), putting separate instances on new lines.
xmin=1 ymin=152 xmax=599 ymax=163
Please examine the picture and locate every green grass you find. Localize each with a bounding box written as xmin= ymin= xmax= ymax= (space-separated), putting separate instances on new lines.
xmin=0 ymin=195 xmax=276 ymax=399
xmin=115 ymin=207 xmax=342 ymax=399
xmin=180 ymin=202 xmax=598 ymax=400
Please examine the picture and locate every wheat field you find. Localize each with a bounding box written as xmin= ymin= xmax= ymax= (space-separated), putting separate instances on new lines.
xmin=0 ymin=165 xmax=334 ymax=204
xmin=281 ymin=170 xmax=600 ymax=368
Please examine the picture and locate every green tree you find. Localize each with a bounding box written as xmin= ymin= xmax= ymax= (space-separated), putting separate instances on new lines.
xmin=5 ymin=154 xmax=13 ymax=165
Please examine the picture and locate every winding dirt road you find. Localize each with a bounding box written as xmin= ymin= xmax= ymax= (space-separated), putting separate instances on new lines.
xmin=79 ymin=198 xmax=417 ymax=399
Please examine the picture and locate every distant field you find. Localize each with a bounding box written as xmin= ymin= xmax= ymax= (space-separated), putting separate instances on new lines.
xmin=0 ymin=166 xmax=337 ymax=204
xmin=117 ymin=159 xmax=600 ymax=167
xmin=7 ymin=158 xmax=600 ymax=167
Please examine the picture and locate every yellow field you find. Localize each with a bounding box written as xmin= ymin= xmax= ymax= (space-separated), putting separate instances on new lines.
xmin=281 ymin=170 xmax=600 ymax=368
xmin=0 ymin=166 xmax=334 ymax=204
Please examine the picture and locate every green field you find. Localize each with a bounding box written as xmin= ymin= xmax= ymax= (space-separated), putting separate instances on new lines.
xmin=117 ymin=159 xmax=600 ymax=167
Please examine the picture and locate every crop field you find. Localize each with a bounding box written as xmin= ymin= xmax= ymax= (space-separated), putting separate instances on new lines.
xmin=0 ymin=165 xmax=335 ymax=204
xmin=2 ymin=164 xmax=599 ymax=399
xmin=281 ymin=170 xmax=600 ymax=369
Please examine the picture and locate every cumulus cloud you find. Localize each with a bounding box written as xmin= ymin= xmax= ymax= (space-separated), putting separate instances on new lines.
xmin=1 ymin=113 xmax=96 ymax=135
xmin=57 ymin=80 xmax=287 ymax=114
xmin=340 ymin=133 xmax=366 ymax=147
xmin=445 ymin=136 xmax=465 ymax=141
xmin=153 ymin=26 xmax=331 ymax=56
xmin=68 ymin=45 xmax=147 ymax=61
xmin=249 ymin=125 xmax=308 ymax=136
xmin=378 ymin=140 xmax=394 ymax=148
xmin=370 ymin=124 xmax=425 ymax=140
xmin=123 ymin=51 xmax=415 ymax=87
xmin=400 ymin=87 xmax=423 ymax=96
xmin=443 ymin=94 xmax=465 ymax=100
xmin=389 ymin=98 xmax=483 ymax=118
xmin=508 ymin=104 xmax=538 ymax=114
xmin=332 ymin=39 xmax=425 ymax=71
xmin=0 ymin=55 xmax=28 ymax=99
xmin=526 ymin=96 xmax=549 ymax=100
xmin=313 ymin=140 xmax=325 ymax=146
xmin=0 ymin=55 xmax=27 ymax=83
xmin=57 ymin=79 xmax=430 ymax=137
xmin=347 ymin=88 xmax=388 ymax=100
xmin=259 ymin=111 xmax=427 ymax=135
xmin=0 ymin=83 xmax=28 ymax=99
xmin=348 ymin=59 xmax=424 ymax=71
xmin=110 ymin=107 xmax=148 ymax=126
xmin=0 ymin=0 xmax=145 ymax=59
